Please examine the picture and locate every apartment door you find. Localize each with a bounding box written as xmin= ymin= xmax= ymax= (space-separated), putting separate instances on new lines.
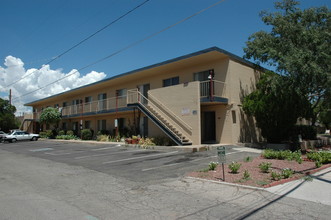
xmin=139 ymin=116 xmax=148 ymax=137
xmin=138 ymin=84 xmax=150 ymax=104
xmin=202 ymin=111 xmax=216 ymax=143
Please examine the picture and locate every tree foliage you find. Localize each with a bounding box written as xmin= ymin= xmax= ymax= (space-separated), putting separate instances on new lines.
xmin=243 ymin=0 xmax=331 ymax=142
xmin=243 ymin=73 xmax=311 ymax=143
xmin=39 ymin=107 xmax=61 ymax=126
xmin=0 ymin=98 xmax=18 ymax=132
xmin=244 ymin=0 xmax=331 ymax=125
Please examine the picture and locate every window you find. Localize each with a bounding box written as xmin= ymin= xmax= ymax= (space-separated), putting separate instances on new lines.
xmin=232 ymin=110 xmax=237 ymax=124
xmin=97 ymin=120 xmax=106 ymax=131
xmin=194 ymin=69 xmax=214 ymax=81
xmin=85 ymin=96 xmax=92 ymax=103
xmin=116 ymin=89 xmax=127 ymax=97
xmin=163 ymin=76 xmax=179 ymax=87
xmin=72 ymin=99 xmax=80 ymax=105
xmin=54 ymin=104 xmax=59 ymax=108
xmin=98 ymin=93 xmax=107 ymax=100
xmin=85 ymin=121 xmax=91 ymax=129
xmin=98 ymin=93 xmax=107 ymax=110
xmin=62 ymin=102 xmax=67 ymax=107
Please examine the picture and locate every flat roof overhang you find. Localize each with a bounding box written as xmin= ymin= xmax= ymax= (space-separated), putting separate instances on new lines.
xmin=25 ymin=47 xmax=260 ymax=107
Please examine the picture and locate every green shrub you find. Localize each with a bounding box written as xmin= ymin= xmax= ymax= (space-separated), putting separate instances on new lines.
xmin=55 ymin=135 xmax=78 ymax=140
xmin=315 ymin=160 xmax=322 ymax=168
xmin=96 ymin=135 xmax=109 ymax=142
xmin=109 ymin=135 xmax=121 ymax=142
xmin=39 ymin=131 xmax=48 ymax=138
xmin=307 ymin=151 xmax=331 ymax=164
xmin=292 ymin=151 xmax=303 ymax=164
xmin=208 ymin=161 xmax=218 ymax=171
xmin=271 ymin=171 xmax=282 ymax=181
xmin=259 ymin=162 xmax=272 ymax=173
xmin=67 ymin=130 xmax=74 ymax=136
xmin=81 ymin=129 xmax=92 ymax=140
xmin=243 ymin=170 xmax=251 ymax=180
xmin=97 ymin=130 xmax=110 ymax=136
xmin=58 ymin=130 xmax=65 ymax=135
xmin=262 ymin=149 xmax=279 ymax=159
xmin=138 ymin=138 xmax=156 ymax=149
xmin=281 ymin=168 xmax=294 ymax=179
xmin=228 ymin=162 xmax=241 ymax=174
xmin=39 ymin=130 xmax=53 ymax=138
xmin=262 ymin=149 xmax=302 ymax=163
xmin=244 ymin=156 xmax=252 ymax=162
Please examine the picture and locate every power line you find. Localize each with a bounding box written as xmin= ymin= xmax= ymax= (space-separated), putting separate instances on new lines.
xmin=5 ymin=0 xmax=151 ymax=88
xmin=12 ymin=0 xmax=227 ymax=102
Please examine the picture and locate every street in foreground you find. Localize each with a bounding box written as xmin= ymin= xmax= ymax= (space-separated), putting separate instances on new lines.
xmin=0 ymin=141 xmax=330 ymax=219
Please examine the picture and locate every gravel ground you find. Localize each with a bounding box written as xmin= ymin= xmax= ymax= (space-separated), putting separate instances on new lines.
xmin=187 ymin=156 xmax=331 ymax=188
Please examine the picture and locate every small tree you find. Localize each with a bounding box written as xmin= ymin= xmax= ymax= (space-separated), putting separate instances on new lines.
xmin=0 ymin=98 xmax=19 ymax=132
xmin=39 ymin=107 xmax=61 ymax=129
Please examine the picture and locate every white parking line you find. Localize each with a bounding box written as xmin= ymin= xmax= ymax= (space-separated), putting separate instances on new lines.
xmin=141 ymin=156 xmax=216 ymax=172
xmin=90 ymin=145 xmax=122 ymax=151
xmin=142 ymin=163 xmax=182 ymax=171
xmin=141 ymin=151 xmax=244 ymax=171
xmin=45 ymin=152 xmax=71 ymax=156
xmin=29 ymin=148 xmax=53 ymax=152
xmin=74 ymin=149 xmax=147 ymax=160
xmin=226 ymin=151 xmax=243 ymax=155
xmin=102 ymin=151 xmax=179 ymax=164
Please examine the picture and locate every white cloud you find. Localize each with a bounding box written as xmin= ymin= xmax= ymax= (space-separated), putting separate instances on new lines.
xmin=0 ymin=56 xmax=106 ymax=114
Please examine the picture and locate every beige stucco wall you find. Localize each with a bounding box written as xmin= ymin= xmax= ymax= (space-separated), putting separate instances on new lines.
xmin=226 ymin=59 xmax=262 ymax=144
xmin=200 ymin=104 xmax=231 ymax=144
xmin=148 ymin=81 xmax=201 ymax=145
xmin=27 ymin=50 xmax=263 ymax=145
xmin=31 ymin=56 xmax=230 ymax=112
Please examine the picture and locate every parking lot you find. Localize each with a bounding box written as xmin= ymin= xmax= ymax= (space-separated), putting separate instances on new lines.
xmin=0 ymin=140 xmax=260 ymax=183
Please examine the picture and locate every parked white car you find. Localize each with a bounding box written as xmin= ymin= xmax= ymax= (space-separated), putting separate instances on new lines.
xmin=3 ymin=131 xmax=40 ymax=143
xmin=0 ymin=131 xmax=7 ymax=141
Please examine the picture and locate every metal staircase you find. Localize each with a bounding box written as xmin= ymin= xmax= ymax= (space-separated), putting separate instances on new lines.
xmin=127 ymin=89 xmax=192 ymax=146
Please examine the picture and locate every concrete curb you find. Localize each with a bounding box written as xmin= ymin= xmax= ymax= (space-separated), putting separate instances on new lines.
xmin=185 ymin=176 xmax=265 ymax=191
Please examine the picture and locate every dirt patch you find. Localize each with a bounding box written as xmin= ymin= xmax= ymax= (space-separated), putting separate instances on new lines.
xmin=187 ymin=155 xmax=331 ymax=188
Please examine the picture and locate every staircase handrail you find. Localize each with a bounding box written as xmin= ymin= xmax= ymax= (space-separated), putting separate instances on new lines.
xmin=127 ymin=89 xmax=187 ymax=142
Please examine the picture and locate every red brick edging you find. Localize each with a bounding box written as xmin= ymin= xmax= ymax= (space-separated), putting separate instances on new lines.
xmin=264 ymin=164 xmax=331 ymax=188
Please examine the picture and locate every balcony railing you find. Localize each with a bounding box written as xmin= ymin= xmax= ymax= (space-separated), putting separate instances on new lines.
xmin=200 ymin=80 xmax=226 ymax=98
xmin=31 ymin=80 xmax=227 ymax=120
xmin=60 ymin=96 xmax=128 ymax=117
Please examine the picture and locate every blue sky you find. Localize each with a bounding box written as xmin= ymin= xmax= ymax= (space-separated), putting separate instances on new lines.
xmin=0 ymin=0 xmax=330 ymax=112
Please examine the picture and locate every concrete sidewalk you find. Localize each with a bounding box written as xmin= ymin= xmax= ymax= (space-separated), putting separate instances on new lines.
xmin=266 ymin=167 xmax=331 ymax=206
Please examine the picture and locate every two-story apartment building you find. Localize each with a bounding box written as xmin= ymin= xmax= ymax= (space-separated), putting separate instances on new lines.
xmin=24 ymin=47 xmax=263 ymax=145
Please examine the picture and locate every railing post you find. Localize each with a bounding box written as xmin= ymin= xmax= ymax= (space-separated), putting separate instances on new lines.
xmin=209 ymin=79 xmax=214 ymax=102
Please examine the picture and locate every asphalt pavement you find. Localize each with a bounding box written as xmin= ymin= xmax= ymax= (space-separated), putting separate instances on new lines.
xmin=0 ymin=139 xmax=330 ymax=219
xmin=0 ymin=139 xmax=260 ymax=184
